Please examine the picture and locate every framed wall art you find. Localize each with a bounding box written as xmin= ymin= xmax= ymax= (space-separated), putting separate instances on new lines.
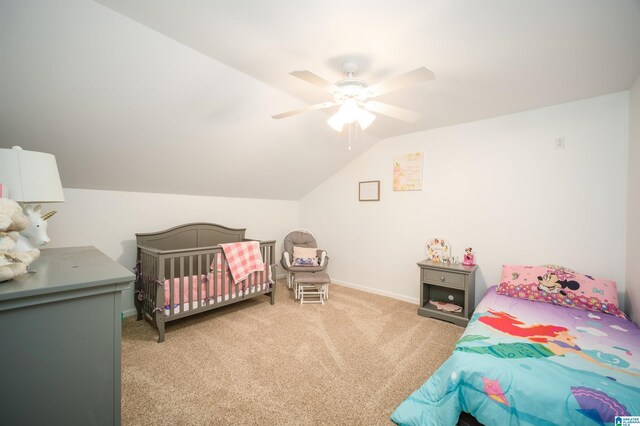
xmin=359 ymin=180 xmax=380 ymax=201
xmin=393 ymin=152 xmax=423 ymax=191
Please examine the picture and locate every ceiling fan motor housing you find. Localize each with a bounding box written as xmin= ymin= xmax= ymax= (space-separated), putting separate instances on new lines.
xmin=334 ymin=79 xmax=371 ymax=102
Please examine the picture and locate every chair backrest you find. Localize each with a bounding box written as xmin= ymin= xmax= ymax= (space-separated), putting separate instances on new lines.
xmin=283 ymin=229 xmax=317 ymax=258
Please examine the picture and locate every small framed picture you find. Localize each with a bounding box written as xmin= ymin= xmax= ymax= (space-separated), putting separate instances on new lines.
xmin=359 ymin=180 xmax=380 ymax=201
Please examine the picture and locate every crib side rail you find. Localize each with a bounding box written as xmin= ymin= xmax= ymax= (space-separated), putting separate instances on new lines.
xmin=147 ymin=240 xmax=276 ymax=321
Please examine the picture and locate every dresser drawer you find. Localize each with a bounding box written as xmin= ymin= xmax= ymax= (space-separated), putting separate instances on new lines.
xmin=422 ymin=269 xmax=465 ymax=289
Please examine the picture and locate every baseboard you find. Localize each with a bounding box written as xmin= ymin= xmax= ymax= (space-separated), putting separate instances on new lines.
xmin=331 ymin=278 xmax=419 ymax=305
xmin=122 ymin=308 xmax=137 ymax=318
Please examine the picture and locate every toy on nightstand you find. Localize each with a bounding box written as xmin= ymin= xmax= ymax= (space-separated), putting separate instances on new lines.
xmin=462 ymin=247 xmax=476 ymax=266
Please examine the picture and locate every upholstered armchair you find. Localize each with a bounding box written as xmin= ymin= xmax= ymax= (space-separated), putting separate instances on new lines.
xmin=280 ymin=229 xmax=328 ymax=288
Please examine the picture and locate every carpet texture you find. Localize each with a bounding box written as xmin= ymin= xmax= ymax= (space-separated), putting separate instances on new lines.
xmin=121 ymin=280 xmax=464 ymax=425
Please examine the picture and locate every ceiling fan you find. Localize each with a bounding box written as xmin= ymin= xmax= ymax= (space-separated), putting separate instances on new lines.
xmin=272 ymin=61 xmax=435 ymax=132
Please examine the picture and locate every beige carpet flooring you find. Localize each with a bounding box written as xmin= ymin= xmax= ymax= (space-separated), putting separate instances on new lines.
xmin=121 ymin=280 xmax=464 ymax=425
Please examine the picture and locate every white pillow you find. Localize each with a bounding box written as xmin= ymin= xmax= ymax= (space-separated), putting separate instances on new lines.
xmin=293 ymin=246 xmax=317 ymax=259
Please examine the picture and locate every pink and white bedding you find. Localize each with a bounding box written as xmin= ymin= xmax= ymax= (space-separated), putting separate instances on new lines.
xmin=162 ymin=261 xmax=272 ymax=315
xmin=163 ymin=282 xmax=270 ymax=315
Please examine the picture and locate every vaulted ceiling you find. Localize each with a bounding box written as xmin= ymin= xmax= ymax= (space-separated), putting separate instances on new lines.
xmin=1 ymin=1 xmax=640 ymax=200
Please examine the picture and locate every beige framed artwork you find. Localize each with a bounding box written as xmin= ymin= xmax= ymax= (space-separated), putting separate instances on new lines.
xmin=359 ymin=180 xmax=380 ymax=201
xmin=393 ymin=152 xmax=423 ymax=191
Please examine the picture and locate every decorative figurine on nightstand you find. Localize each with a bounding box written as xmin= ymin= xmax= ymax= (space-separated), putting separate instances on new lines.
xmin=426 ymin=238 xmax=451 ymax=263
xmin=463 ymin=247 xmax=476 ymax=266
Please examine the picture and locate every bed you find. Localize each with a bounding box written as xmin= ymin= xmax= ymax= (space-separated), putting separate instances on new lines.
xmin=134 ymin=223 xmax=276 ymax=342
xmin=392 ymin=265 xmax=640 ymax=426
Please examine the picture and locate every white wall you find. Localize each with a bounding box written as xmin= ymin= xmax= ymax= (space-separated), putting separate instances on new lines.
xmin=300 ymin=93 xmax=629 ymax=309
xmin=626 ymin=76 xmax=640 ymax=325
xmin=46 ymin=188 xmax=297 ymax=315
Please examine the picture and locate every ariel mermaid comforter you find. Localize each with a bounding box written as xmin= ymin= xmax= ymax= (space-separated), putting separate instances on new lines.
xmin=391 ymin=287 xmax=640 ymax=425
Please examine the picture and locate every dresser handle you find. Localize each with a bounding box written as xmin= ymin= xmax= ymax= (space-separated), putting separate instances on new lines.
xmin=440 ymin=276 xmax=445 ymax=282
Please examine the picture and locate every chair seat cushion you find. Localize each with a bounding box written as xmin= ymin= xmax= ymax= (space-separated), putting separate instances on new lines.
xmin=295 ymin=271 xmax=331 ymax=284
xmin=288 ymin=265 xmax=326 ymax=273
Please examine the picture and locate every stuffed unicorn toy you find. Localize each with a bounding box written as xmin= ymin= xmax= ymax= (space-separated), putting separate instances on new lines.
xmin=13 ymin=204 xmax=57 ymax=252
xmin=0 ymin=198 xmax=40 ymax=282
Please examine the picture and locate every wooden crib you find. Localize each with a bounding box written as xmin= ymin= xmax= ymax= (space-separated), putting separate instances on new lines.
xmin=134 ymin=223 xmax=276 ymax=342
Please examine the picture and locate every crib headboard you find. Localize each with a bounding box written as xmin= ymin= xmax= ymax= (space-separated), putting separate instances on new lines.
xmin=136 ymin=223 xmax=246 ymax=251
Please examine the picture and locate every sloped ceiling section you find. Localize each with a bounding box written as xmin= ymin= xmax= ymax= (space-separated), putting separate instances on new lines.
xmin=0 ymin=0 xmax=378 ymax=200
xmin=96 ymin=0 xmax=640 ymax=140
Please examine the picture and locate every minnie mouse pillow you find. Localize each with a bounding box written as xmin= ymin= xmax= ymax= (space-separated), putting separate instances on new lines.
xmin=496 ymin=265 xmax=624 ymax=318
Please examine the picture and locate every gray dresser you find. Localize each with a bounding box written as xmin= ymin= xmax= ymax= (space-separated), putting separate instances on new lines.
xmin=0 ymin=246 xmax=133 ymax=426
xmin=417 ymin=259 xmax=477 ymax=326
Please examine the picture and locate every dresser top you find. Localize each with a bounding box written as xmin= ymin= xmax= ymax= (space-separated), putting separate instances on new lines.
xmin=0 ymin=246 xmax=134 ymax=302
xmin=417 ymin=259 xmax=477 ymax=273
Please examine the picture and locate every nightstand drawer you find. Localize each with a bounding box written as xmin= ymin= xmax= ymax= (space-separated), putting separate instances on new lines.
xmin=422 ymin=269 xmax=465 ymax=289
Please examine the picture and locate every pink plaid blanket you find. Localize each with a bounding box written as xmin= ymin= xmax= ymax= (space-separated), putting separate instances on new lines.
xmin=219 ymin=241 xmax=265 ymax=284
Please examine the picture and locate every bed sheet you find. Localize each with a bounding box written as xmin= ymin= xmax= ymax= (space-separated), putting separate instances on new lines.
xmin=163 ymin=264 xmax=272 ymax=314
xmin=163 ymin=282 xmax=269 ymax=315
xmin=391 ymin=286 xmax=640 ymax=425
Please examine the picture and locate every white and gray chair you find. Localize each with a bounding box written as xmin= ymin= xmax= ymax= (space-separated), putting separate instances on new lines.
xmin=280 ymin=229 xmax=328 ymax=297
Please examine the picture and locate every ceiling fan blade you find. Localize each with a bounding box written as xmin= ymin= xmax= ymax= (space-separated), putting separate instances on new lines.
xmin=367 ymin=67 xmax=435 ymax=97
xmin=364 ymin=101 xmax=422 ymax=123
xmin=272 ymin=101 xmax=337 ymax=119
xmin=290 ymin=70 xmax=337 ymax=93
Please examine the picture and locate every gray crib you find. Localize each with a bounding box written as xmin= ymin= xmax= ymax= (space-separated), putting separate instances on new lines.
xmin=134 ymin=223 xmax=276 ymax=342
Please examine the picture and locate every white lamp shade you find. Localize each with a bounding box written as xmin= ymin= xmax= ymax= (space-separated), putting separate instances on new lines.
xmin=338 ymin=99 xmax=359 ymax=123
xmin=356 ymin=108 xmax=376 ymax=130
xmin=0 ymin=146 xmax=65 ymax=203
xmin=327 ymin=114 xmax=345 ymax=132
xmin=328 ymin=99 xmax=376 ymax=133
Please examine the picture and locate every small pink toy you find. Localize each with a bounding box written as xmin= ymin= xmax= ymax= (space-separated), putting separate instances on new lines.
xmin=463 ymin=247 xmax=476 ymax=266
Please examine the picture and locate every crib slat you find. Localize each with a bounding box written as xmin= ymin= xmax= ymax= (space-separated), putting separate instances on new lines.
xmin=211 ymin=251 xmax=218 ymax=304
xmin=151 ymin=252 xmax=155 ymax=314
xmin=169 ymin=257 xmax=175 ymax=316
xmin=207 ymin=253 xmax=212 ymax=303
xmin=227 ymin=255 xmax=233 ymax=300
xmin=142 ymin=252 xmax=146 ymax=315
xmin=262 ymin=246 xmax=266 ymax=285
xmin=220 ymin=252 xmax=226 ymax=300
xmin=180 ymin=257 xmax=185 ymax=313
xmin=196 ymin=254 xmax=201 ymax=309
xmin=148 ymin=252 xmax=153 ymax=314
xmin=153 ymin=252 xmax=158 ymax=312
xmin=142 ymin=252 xmax=147 ymax=315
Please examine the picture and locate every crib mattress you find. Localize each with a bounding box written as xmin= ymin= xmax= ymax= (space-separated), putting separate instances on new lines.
xmin=164 ymin=282 xmax=270 ymax=316
xmin=163 ymin=267 xmax=271 ymax=316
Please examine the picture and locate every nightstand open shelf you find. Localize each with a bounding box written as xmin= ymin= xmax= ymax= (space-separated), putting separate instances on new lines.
xmin=417 ymin=259 xmax=477 ymax=326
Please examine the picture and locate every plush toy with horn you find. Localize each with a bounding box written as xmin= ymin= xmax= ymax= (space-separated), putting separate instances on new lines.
xmin=0 ymin=198 xmax=40 ymax=282
xmin=13 ymin=204 xmax=57 ymax=252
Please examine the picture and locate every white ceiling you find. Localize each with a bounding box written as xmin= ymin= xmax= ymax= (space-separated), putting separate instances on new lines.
xmin=1 ymin=1 xmax=639 ymax=200
xmin=96 ymin=0 xmax=640 ymax=139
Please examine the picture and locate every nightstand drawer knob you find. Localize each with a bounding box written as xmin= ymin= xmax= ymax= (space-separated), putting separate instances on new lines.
xmin=440 ymin=276 xmax=445 ymax=282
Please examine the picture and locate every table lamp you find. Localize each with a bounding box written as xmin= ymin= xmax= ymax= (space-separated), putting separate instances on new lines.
xmin=0 ymin=146 xmax=65 ymax=251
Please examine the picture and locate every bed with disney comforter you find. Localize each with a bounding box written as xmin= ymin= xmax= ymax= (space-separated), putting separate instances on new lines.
xmin=391 ymin=286 xmax=640 ymax=425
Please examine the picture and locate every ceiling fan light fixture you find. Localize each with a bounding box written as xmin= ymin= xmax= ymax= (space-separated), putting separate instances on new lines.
xmin=338 ymin=99 xmax=359 ymax=123
xmin=356 ymin=108 xmax=376 ymax=130
xmin=327 ymin=114 xmax=345 ymax=132
xmin=274 ymin=64 xmax=434 ymax=135
xmin=328 ymin=99 xmax=376 ymax=132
